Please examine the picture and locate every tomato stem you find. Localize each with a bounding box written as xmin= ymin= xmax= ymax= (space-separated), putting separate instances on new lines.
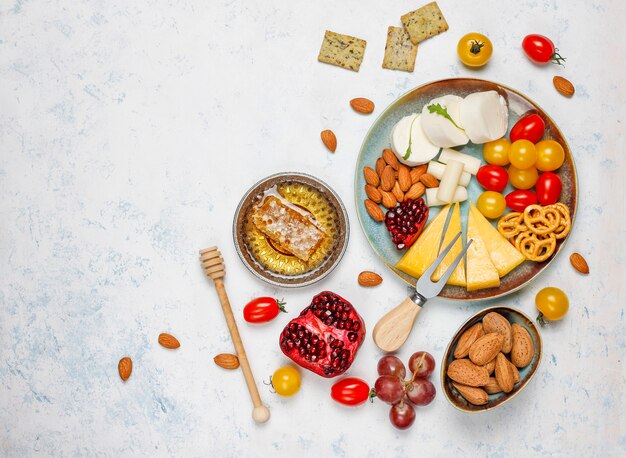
xmin=276 ymin=298 xmax=287 ymax=313
xmin=536 ymin=312 xmax=547 ymax=327
xmin=368 ymin=388 xmax=377 ymax=402
xmin=550 ymin=48 xmax=566 ymax=66
xmin=470 ymin=40 xmax=484 ymax=54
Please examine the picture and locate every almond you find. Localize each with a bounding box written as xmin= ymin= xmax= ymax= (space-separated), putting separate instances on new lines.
xmin=482 ymin=357 xmax=496 ymax=376
xmin=392 ymin=181 xmax=404 ymax=203
xmin=380 ymin=166 xmax=396 ymax=191
xmin=365 ymin=184 xmax=382 ymax=203
xmin=364 ymin=199 xmax=384 ymax=222
xmin=419 ymin=173 xmax=438 ymax=188
xmin=398 ymin=165 xmax=412 ymax=192
xmin=321 ymin=129 xmax=337 ymax=152
xmin=509 ymin=359 xmax=520 ymax=383
xmin=380 ymin=190 xmax=397 ymax=209
xmin=118 ymin=356 xmax=132 ymax=381
xmin=358 ymin=271 xmax=383 ymax=287
xmin=454 ymin=323 xmax=484 ymax=359
xmin=510 ymin=323 xmax=534 ymax=368
xmin=375 ymin=157 xmax=386 ymax=177
xmin=469 ymin=332 xmax=504 ymax=366
xmin=483 ymin=377 xmax=502 ymax=395
xmin=453 ymin=383 xmax=488 ymax=405
xmin=482 ymin=312 xmax=513 ymax=353
xmin=495 ymin=353 xmax=514 ymax=393
xmin=350 ymin=97 xmax=375 ymax=114
xmin=570 ymin=252 xmax=589 ymax=274
xmin=214 ymin=353 xmax=240 ymax=370
xmin=410 ymin=165 xmax=428 ymax=184
xmin=553 ymin=76 xmax=575 ymax=97
xmin=447 ymin=359 xmax=489 ymax=387
xmin=363 ymin=166 xmax=380 ymax=187
xmin=404 ymin=182 xmax=426 ymax=200
xmin=158 ymin=333 xmax=181 ymax=349
xmin=382 ymin=148 xmax=399 ymax=170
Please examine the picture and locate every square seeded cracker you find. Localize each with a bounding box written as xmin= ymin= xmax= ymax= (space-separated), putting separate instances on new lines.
xmin=401 ymin=2 xmax=449 ymax=45
xmin=317 ymin=30 xmax=367 ymax=72
xmin=382 ymin=26 xmax=418 ymax=72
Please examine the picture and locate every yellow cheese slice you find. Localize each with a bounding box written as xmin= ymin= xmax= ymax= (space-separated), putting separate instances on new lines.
xmin=396 ymin=205 xmax=451 ymax=280
xmin=432 ymin=202 xmax=466 ymax=286
xmin=469 ymin=202 xmax=525 ymax=277
xmin=466 ymin=209 xmax=500 ymax=291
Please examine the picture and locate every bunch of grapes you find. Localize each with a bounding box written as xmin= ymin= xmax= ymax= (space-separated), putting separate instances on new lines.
xmin=373 ymin=351 xmax=436 ymax=430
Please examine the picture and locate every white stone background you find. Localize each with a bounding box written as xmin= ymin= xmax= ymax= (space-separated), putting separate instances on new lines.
xmin=1 ymin=0 xmax=624 ymax=456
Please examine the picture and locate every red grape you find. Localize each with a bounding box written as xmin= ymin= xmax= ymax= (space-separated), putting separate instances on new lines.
xmin=374 ymin=375 xmax=404 ymax=405
xmin=377 ymin=355 xmax=406 ymax=379
xmin=389 ymin=402 xmax=415 ymax=430
xmin=408 ymin=351 xmax=435 ymax=378
xmin=405 ymin=378 xmax=436 ymax=406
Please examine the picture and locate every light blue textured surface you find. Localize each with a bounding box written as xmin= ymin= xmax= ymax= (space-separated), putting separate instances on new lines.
xmin=1 ymin=0 xmax=624 ymax=456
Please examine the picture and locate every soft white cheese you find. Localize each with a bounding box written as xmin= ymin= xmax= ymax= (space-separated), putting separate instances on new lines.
xmin=390 ymin=114 xmax=440 ymax=166
xmin=421 ymin=95 xmax=469 ymax=148
xmin=436 ymin=160 xmax=464 ymax=204
xmin=460 ymin=91 xmax=509 ymax=144
xmin=427 ymin=161 xmax=471 ymax=186
xmin=426 ymin=186 xmax=468 ymax=207
xmin=438 ymin=148 xmax=482 ymax=175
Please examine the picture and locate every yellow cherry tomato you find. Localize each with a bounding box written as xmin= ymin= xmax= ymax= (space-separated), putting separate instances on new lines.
xmin=476 ymin=191 xmax=506 ymax=219
xmin=457 ymin=33 xmax=493 ymax=67
xmin=272 ymin=366 xmax=301 ymax=397
xmin=535 ymin=287 xmax=569 ymax=325
xmin=483 ymin=138 xmax=511 ymax=166
xmin=508 ymin=165 xmax=539 ymax=190
xmin=509 ymin=140 xmax=537 ymax=169
xmin=535 ymin=140 xmax=565 ymax=172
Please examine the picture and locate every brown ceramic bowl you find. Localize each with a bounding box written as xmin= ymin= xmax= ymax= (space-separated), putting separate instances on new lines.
xmin=233 ymin=172 xmax=349 ymax=287
xmin=441 ymin=306 xmax=543 ymax=412
xmin=355 ymin=78 xmax=578 ymax=301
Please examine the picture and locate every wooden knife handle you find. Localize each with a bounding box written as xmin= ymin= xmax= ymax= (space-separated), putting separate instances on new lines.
xmin=372 ymin=296 xmax=423 ymax=352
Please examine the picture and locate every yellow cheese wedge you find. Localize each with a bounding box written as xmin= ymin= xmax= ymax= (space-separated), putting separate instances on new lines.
xmin=466 ymin=209 xmax=500 ymax=291
xmin=396 ymin=205 xmax=451 ymax=280
xmin=469 ymin=202 xmax=525 ymax=277
xmin=432 ymin=202 xmax=466 ymax=286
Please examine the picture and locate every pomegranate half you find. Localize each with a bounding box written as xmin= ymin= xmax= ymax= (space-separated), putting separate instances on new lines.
xmin=279 ymin=291 xmax=365 ymax=378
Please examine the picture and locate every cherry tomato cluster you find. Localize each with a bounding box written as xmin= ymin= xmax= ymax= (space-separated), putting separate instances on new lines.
xmin=476 ymin=113 xmax=564 ymax=217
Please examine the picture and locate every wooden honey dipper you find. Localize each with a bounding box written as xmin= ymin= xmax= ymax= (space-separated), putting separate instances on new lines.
xmin=199 ymin=246 xmax=270 ymax=423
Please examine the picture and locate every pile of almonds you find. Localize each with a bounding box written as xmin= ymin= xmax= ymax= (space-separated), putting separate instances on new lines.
xmin=363 ymin=149 xmax=439 ymax=222
xmin=446 ymin=312 xmax=535 ymax=406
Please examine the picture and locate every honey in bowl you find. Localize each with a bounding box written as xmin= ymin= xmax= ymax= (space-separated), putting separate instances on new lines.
xmin=243 ymin=182 xmax=340 ymax=277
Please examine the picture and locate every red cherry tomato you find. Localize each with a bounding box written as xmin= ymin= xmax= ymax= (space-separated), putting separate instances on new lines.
xmin=505 ymin=190 xmax=538 ymax=212
xmin=243 ymin=297 xmax=287 ymax=323
xmin=331 ymin=377 xmax=371 ymax=406
xmin=535 ymin=172 xmax=562 ymax=205
xmin=522 ymin=34 xmax=566 ymax=66
xmin=476 ymin=165 xmax=509 ymax=192
xmin=510 ymin=114 xmax=545 ymax=143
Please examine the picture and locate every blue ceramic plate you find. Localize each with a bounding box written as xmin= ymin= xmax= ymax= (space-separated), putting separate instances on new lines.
xmin=354 ymin=78 xmax=577 ymax=301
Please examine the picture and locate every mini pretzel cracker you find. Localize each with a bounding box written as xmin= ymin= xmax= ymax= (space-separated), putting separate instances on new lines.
xmin=549 ymin=203 xmax=571 ymax=239
xmin=523 ymin=205 xmax=560 ymax=236
xmin=498 ymin=203 xmax=571 ymax=262
xmin=498 ymin=212 xmax=526 ymax=238
xmin=515 ymin=231 xmax=557 ymax=262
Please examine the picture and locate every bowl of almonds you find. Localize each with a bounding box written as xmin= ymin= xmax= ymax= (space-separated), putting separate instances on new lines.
xmin=441 ymin=306 xmax=542 ymax=412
